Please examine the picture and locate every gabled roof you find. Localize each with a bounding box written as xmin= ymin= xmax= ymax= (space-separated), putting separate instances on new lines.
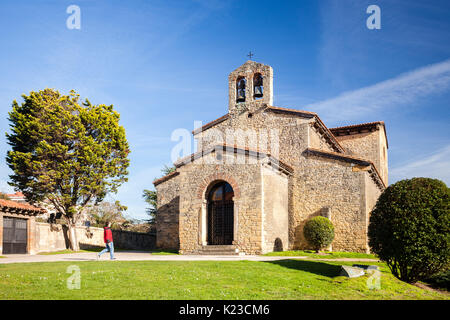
xmin=330 ymin=121 xmax=388 ymax=148
xmin=153 ymin=144 xmax=293 ymax=186
xmin=153 ymin=171 xmax=180 ymax=187
xmin=0 ymin=199 xmax=45 ymax=215
xmin=192 ymin=114 xmax=229 ymax=135
xmin=191 ymin=106 xmax=346 ymax=153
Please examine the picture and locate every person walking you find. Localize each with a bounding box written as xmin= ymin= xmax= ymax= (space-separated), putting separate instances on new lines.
xmin=97 ymin=222 xmax=116 ymax=260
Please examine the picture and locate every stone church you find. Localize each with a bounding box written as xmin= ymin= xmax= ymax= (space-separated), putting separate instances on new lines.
xmin=154 ymin=61 xmax=388 ymax=255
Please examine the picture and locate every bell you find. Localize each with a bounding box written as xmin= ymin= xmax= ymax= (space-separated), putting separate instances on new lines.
xmin=254 ymin=85 xmax=263 ymax=98
xmin=237 ymin=89 xmax=245 ymax=102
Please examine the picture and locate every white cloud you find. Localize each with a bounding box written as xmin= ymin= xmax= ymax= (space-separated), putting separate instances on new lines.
xmin=390 ymin=145 xmax=450 ymax=185
xmin=307 ymin=58 xmax=450 ymax=122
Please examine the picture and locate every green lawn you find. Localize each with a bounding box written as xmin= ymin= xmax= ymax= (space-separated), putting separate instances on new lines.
xmin=150 ymin=249 xmax=179 ymax=255
xmin=264 ymin=250 xmax=377 ymax=259
xmin=0 ymin=260 xmax=447 ymax=299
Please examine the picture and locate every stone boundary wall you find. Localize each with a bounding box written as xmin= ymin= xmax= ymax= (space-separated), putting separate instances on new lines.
xmin=34 ymin=222 xmax=156 ymax=253
xmin=111 ymin=229 xmax=156 ymax=250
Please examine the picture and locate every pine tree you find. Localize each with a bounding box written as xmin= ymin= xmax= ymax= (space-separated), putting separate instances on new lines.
xmin=6 ymin=89 xmax=130 ymax=250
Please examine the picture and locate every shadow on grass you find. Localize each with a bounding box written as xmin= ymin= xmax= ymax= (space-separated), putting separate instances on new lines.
xmin=265 ymin=259 xmax=342 ymax=278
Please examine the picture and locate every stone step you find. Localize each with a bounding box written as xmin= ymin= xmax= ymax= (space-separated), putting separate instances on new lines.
xmin=199 ymin=245 xmax=239 ymax=255
xmin=202 ymin=245 xmax=236 ymax=250
xmin=198 ymin=251 xmax=239 ymax=255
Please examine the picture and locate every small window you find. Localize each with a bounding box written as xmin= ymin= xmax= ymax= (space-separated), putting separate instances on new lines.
xmin=253 ymin=73 xmax=263 ymax=99
xmin=236 ymin=77 xmax=246 ymax=103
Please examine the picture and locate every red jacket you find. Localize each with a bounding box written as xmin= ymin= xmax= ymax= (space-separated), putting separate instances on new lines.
xmin=104 ymin=227 xmax=113 ymax=243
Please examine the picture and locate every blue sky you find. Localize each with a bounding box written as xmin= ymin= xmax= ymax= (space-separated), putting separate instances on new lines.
xmin=0 ymin=0 xmax=449 ymax=220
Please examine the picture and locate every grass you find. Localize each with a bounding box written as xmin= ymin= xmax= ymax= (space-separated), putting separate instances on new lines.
xmin=150 ymin=249 xmax=179 ymax=255
xmin=264 ymin=250 xmax=377 ymax=259
xmin=0 ymin=259 xmax=447 ymax=300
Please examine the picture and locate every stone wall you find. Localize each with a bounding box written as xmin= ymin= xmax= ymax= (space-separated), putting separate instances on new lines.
xmin=158 ymin=108 xmax=385 ymax=254
xmin=156 ymin=61 xmax=387 ymax=255
xmin=155 ymin=173 xmax=181 ymax=250
xmin=111 ymin=229 xmax=156 ymax=250
xmin=334 ymin=128 xmax=388 ymax=185
xmin=34 ymin=222 xmax=155 ymax=253
xmin=156 ymin=150 xmax=294 ymax=255
xmin=261 ymin=165 xmax=289 ymax=253
xmin=177 ymin=152 xmax=264 ymax=255
xmin=290 ymin=155 xmax=372 ymax=253
xmin=309 ymin=122 xmax=335 ymax=153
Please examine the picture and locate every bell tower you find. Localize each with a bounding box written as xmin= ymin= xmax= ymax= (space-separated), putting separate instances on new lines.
xmin=228 ymin=60 xmax=273 ymax=114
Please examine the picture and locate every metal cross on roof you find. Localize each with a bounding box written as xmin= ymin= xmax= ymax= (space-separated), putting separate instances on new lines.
xmin=247 ymin=51 xmax=254 ymax=60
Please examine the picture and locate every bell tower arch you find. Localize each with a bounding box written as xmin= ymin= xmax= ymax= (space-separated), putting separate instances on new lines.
xmin=228 ymin=60 xmax=273 ymax=113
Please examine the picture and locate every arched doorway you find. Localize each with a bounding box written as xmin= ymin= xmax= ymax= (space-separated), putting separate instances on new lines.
xmin=207 ymin=181 xmax=234 ymax=245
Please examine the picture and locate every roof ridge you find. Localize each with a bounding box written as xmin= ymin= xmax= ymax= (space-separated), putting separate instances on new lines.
xmin=329 ymin=121 xmax=385 ymax=131
xmin=192 ymin=114 xmax=229 ymax=135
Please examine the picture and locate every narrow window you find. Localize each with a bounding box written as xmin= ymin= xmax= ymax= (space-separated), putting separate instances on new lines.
xmin=253 ymin=73 xmax=263 ymax=99
xmin=236 ymin=77 xmax=246 ymax=103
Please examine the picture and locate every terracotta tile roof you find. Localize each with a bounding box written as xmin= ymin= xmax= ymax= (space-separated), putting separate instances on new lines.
xmin=0 ymin=199 xmax=45 ymax=215
xmin=329 ymin=121 xmax=388 ymax=148
xmin=305 ymin=148 xmax=386 ymax=189
xmin=329 ymin=121 xmax=385 ymax=132
xmin=6 ymin=191 xmax=25 ymax=198
xmin=265 ymin=106 xmax=317 ymax=118
xmin=153 ymin=171 xmax=180 ymax=186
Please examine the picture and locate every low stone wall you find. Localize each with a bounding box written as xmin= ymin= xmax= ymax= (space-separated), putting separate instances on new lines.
xmin=34 ymin=222 xmax=155 ymax=253
xmin=111 ymin=230 xmax=156 ymax=250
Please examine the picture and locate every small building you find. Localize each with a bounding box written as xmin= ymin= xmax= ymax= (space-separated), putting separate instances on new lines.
xmin=6 ymin=191 xmax=27 ymax=203
xmin=153 ymin=60 xmax=388 ymax=255
xmin=0 ymin=199 xmax=45 ymax=254
xmin=6 ymin=191 xmax=90 ymax=226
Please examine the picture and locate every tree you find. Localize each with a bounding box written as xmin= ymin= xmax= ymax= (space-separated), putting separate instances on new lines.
xmin=0 ymin=193 xmax=10 ymax=200
xmin=368 ymin=178 xmax=450 ymax=283
xmin=6 ymin=89 xmax=130 ymax=250
xmin=162 ymin=165 xmax=175 ymax=176
xmin=303 ymin=216 xmax=335 ymax=253
xmin=142 ymin=165 xmax=175 ymax=224
xmin=143 ymin=189 xmax=157 ymax=223
xmin=86 ymin=201 xmax=128 ymax=229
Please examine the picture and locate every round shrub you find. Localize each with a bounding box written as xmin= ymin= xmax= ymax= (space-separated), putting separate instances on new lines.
xmin=303 ymin=216 xmax=335 ymax=252
xmin=368 ymin=178 xmax=450 ymax=283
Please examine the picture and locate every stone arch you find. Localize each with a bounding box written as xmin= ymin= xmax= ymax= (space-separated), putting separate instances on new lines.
xmin=197 ymin=173 xmax=241 ymax=200
xmin=206 ymin=181 xmax=235 ymax=245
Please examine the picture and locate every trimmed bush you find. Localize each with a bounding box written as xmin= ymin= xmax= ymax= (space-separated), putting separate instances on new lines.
xmin=303 ymin=216 xmax=335 ymax=252
xmin=368 ymin=178 xmax=450 ymax=283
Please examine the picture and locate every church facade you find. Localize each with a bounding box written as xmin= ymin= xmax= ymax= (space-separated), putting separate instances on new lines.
xmin=154 ymin=61 xmax=388 ymax=255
